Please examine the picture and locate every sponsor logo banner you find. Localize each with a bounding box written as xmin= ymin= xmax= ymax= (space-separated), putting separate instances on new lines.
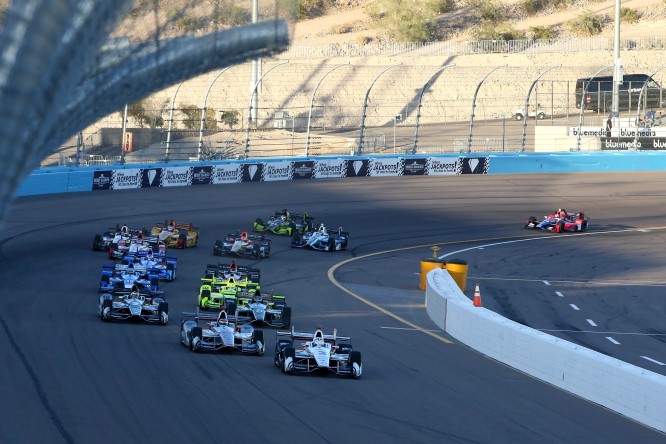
xmin=112 ymin=169 xmax=142 ymax=190
xmin=314 ymin=159 xmax=346 ymax=179
xmin=369 ymin=158 xmax=401 ymax=177
xmin=568 ymin=126 xmax=608 ymax=137
xmin=161 ymin=167 xmax=191 ymax=187
xmin=402 ymin=158 xmax=427 ymax=176
xmin=140 ymin=168 xmax=162 ymax=188
xmin=291 ymin=161 xmax=314 ymax=180
xmin=92 ymin=170 xmax=113 ymax=191
xmin=191 ymin=166 xmax=212 ymax=185
xmin=263 ymin=162 xmax=292 ymax=182
xmin=427 ymin=158 xmax=459 ymax=175
xmin=212 ymin=164 xmax=241 ymax=184
xmin=459 ymin=157 xmax=488 ymax=174
xmin=345 ymin=159 xmax=369 ymax=177
xmin=599 ymin=137 xmax=666 ymax=150
xmin=241 ymin=163 xmax=264 ymax=182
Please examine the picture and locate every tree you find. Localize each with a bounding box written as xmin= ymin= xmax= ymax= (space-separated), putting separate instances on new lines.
xmin=220 ymin=110 xmax=240 ymax=129
xmin=178 ymin=104 xmax=218 ymax=130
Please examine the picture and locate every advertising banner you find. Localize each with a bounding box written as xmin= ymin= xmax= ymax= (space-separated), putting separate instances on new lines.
xmin=263 ymin=162 xmax=292 ymax=182
xmin=291 ymin=161 xmax=315 ymax=180
xmin=599 ymin=137 xmax=666 ymax=150
xmin=212 ymin=164 xmax=241 ymax=184
xmin=92 ymin=170 xmax=113 ymax=191
xmin=111 ymin=169 xmax=142 ymax=190
xmin=314 ymin=159 xmax=346 ymax=179
xmin=345 ymin=159 xmax=369 ymax=177
xmin=459 ymin=157 xmax=489 ymax=174
xmin=161 ymin=167 xmax=191 ymax=187
xmin=426 ymin=158 xmax=459 ymax=176
xmin=401 ymin=158 xmax=427 ymax=176
xmin=241 ymin=163 xmax=264 ymax=182
xmin=191 ymin=166 xmax=212 ymax=185
xmin=140 ymin=168 xmax=162 ymax=188
xmin=369 ymin=158 xmax=402 ymax=177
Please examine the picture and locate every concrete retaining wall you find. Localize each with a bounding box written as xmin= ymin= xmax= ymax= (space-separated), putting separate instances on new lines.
xmin=426 ymin=268 xmax=666 ymax=433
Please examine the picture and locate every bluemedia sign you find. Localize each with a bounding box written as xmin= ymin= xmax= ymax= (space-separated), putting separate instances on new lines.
xmin=600 ymin=137 xmax=666 ymax=151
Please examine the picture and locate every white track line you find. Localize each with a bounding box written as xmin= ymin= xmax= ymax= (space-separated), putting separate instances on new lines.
xmin=586 ymin=319 xmax=597 ymax=327
xmin=555 ymin=291 xmax=564 ymax=297
xmin=606 ymin=337 xmax=621 ymax=344
xmin=543 ymin=280 xmax=550 ymax=286
xmin=569 ymin=304 xmax=580 ymax=311
xmin=641 ymin=356 xmax=666 ymax=366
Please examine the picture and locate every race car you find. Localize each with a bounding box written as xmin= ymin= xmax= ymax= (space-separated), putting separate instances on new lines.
xmin=524 ymin=210 xmax=589 ymax=233
xmin=201 ymin=262 xmax=261 ymax=295
xmin=180 ymin=310 xmax=265 ymax=355
xmin=107 ymin=231 xmax=165 ymax=260
xmin=99 ymin=263 xmax=160 ymax=293
xmin=253 ymin=210 xmax=316 ymax=236
xmin=120 ymin=251 xmax=177 ymax=281
xmin=151 ymin=219 xmax=199 ymax=249
xmin=235 ymin=292 xmax=292 ymax=328
xmin=213 ymin=231 xmax=271 ymax=259
xmin=274 ymin=326 xmax=362 ymax=378
xmin=98 ymin=290 xmax=168 ymax=325
xmin=197 ymin=283 xmax=240 ymax=311
xmin=291 ymin=224 xmax=349 ymax=251
xmin=92 ymin=226 xmax=124 ymax=251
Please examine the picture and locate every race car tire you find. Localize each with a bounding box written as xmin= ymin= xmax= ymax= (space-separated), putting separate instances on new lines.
xmin=252 ymin=244 xmax=260 ymax=260
xmin=254 ymin=330 xmax=265 ymax=355
xmin=213 ymin=240 xmax=223 ymax=256
xmin=337 ymin=343 xmax=353 ymax=355
xmin=225 ymin=301 xmax=237 ymax=314
xmin=556 ymin=219 xmax=565 ymax=233
xmin=291 ymin=232 xmax=301 ymax=248
xmin=167 ymin=263 xmax=176 ymax=281
xmin=158 ymin=302 xmax=169 ymax=326
xmin=281 ymin=307 xmax=291 ymax=327
xmin=101 ymin=299 xmax=112 ymax=321
xmin=190 ymin=327 xmax=203 ymax=351
xmin=282 ymin=347 xmax=295 ymax=373
xmin=108 ymin=243 xmax=118 ymax=259
xmin=327 ymin=238 xmax=335 ymax=252
xmin=350 ymin=351 xmax=362 ymax=378
xmin=177 ymin=234 xmax=186 ymax=249
xmin=194 ymin=234 xmax=199 ymax=247
xmin=581 ymin=220 xmax=588 ymax=232
xmin=93 ymin=234 xmax=102 ymax=251
xmin=254 ymin=218 xmax=264 ymax=231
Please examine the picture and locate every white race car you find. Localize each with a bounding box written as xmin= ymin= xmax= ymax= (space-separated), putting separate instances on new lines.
xmin=98 ymin=291 xmax=168 ymax=325
xmin=180 ymin=310 xmax=265 ymax=355
xmin=274 ymin=326 xmax=362 ymax=378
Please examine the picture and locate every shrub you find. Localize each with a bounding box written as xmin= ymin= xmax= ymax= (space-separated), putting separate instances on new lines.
xmin=367 ymin=0 xmax=437 ymax=42
xmin=297 ymin=0 xmax=334 ymax=20
xmin=213 ymin=0 xmax=252 ymax=26
xmin=568 ymin=11 xmax=604 ymax=36
xmin=220 ymin=110 xmax=240 ymax=129
xmin=472 ymin=22 xmax=525 ymax=41
xmin=528 ymin=25 xmax=555 ymax=40
xmin=471 ymin=0 xmax=506 ymax=24
xmin=620 ymin=7 xmax=641 ymax=23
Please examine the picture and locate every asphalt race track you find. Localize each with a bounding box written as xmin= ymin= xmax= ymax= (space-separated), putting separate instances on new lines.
xmin=1 ymin=173 xmax=665 ymax=443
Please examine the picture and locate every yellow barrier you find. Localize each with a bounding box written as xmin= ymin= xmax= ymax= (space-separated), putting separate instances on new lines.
xmin=419 ymin=259 xmax=445 ymax=290
xmin=446 ymin=259 xmax=468 ymax=292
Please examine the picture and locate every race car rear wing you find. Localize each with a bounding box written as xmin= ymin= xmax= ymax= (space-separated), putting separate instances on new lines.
xmin=181 ymin=310 xmax=238 ymax=323
xmin=276 ymin=326 xmax=350 ymax=343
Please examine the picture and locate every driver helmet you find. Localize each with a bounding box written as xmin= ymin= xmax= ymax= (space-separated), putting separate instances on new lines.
xmin=230 ymin=261 xmax=238 ymax=272
xmin=121 ymin=224 xmax=129 ymax=233
xmin=240 ymin=232 xmax=248 ymax=241
xmin=253 ymin=294 xmax=262 ymax=303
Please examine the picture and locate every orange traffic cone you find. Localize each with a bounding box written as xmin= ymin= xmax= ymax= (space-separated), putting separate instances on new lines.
xmin=473 ymin=283 xmax=483 ymax=307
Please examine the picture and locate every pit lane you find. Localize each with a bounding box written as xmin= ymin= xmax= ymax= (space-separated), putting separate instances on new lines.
xmin=1 ymin=174 xmax=665 ymax=443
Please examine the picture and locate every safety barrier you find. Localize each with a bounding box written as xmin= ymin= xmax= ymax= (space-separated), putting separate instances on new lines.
xmin=425 ymin=268 xmax=666 ymax=433
xmin=17 ymin=151 xmax=666 ymax=197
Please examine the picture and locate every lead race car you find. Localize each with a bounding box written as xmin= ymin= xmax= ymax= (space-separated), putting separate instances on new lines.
xmin=524 ymin=209 xmax=589 ymax=233
xmin=274 ymin=326 xmax=362 ymax=378
xmin=291 ymin=224 xmax=349 ymax=251
xmin=98 ymin=290 xmax=168 ymax=325
xmin=180 ymin=310 xmax=265 ymax=355
xmin=253 ymin=210 xmax=316 ymax=236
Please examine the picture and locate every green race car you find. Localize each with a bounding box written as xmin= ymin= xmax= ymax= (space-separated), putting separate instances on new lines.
xmin=253 ymin=210 xmax=315 ymax=236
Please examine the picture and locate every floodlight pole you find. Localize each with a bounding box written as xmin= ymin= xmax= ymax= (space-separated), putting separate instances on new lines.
xmin=576 ymin=65 xmax=613 ymax=151
xmin=521 ymin=65 xmax=561 ymax=152
xmin=198 ymin=68 xmax=231 ymax=161
xmin=165 ymin=81 xmax=184 ymax=162
xmin=412 ymin=64 xmax=455 ymax=154
xmin=467 ymin=64 xmax=507 ymax=153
